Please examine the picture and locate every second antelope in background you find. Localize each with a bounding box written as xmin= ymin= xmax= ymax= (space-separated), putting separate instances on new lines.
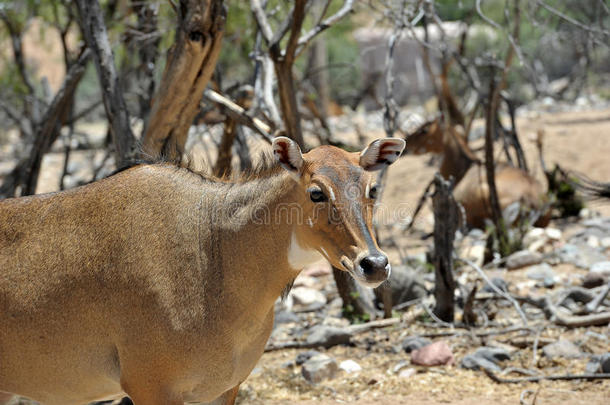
xmin=404 ymin=119 xmax=550 ymax=229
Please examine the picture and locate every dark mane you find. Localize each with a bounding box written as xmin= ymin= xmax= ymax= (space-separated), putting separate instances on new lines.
xmin=110 ymin=148 xmax=282 ymax=184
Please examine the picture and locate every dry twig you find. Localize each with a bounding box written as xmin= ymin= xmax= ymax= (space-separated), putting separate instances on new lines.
xmin=485 ymin=369 xmax=610 ymax=384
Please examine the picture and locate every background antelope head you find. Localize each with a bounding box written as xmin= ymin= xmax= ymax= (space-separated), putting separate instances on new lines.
xmin=273 ymin=136 xmax=405 ymax=288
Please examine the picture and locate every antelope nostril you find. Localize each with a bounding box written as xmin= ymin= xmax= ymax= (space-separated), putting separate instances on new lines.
xmin=360 ymin=254 xmax=389 ymax=275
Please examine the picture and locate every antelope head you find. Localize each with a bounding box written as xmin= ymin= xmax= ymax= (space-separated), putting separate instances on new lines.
xmin=404 ymin=119 xmax=445 ymax=155
xmin=272 ymin=136 xmax=405 ymax=288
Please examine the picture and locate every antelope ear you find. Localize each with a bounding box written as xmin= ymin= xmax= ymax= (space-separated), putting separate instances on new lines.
xmin=359 ymin=138 xmax=406 ymax=171
xmin=272 ymin=136 xmax=304 ymax=174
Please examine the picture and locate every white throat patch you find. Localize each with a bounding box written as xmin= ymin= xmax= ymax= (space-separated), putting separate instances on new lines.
xmin=287 ymin=232 xmax=323 ymax=270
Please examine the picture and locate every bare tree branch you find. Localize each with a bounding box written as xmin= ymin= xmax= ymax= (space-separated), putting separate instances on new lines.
xmin=536 ymin=0 xmax=610 ymax=40
xmin=296 ymin=0 xmax=355 ymax=57
xmin=284 ymin=0 xmax=307 ymax=66
xmin=75 ymin=0 xmax=136 ymax=165
xmin=0 ymin=50 xmax=91 ymax=198
xmin=250 ymin=0 xmax=274 ymax=44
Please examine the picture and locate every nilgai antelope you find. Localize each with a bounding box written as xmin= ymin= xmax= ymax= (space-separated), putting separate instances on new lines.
xmin=0 ymin=137 xmax=405 ymax=405
xmin=404 ymin=120 xmax=550 ymax=228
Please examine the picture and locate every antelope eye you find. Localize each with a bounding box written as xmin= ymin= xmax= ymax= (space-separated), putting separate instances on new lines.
xmin=309 ymin=188 xmax=327 ymax=203
xmin=369 ymin=185 xmax=379 ymax=199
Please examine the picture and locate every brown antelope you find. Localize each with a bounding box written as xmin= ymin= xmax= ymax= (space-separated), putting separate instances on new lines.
xmin=0 ymin=137 xmax=405 ymax=405
xmin=404 ymin=119 xmax=550 ymax=228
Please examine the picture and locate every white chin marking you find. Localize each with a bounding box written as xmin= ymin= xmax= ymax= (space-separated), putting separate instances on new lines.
xmin=287 ymin=232 xmax=323 ymax=270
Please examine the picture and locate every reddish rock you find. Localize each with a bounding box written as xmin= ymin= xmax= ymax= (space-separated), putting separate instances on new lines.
xmin=410 ymin=341 xmax=454 ymax=366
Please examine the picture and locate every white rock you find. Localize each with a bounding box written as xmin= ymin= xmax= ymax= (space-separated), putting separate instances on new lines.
xmin=587 ymin=235 xmax=601 ymax=248
xmin=545 ymin=227 xmax=562 ymax=240
xmin=398 ymin=368 xmax=416 ymax=378
xmin=590 ymin=262 xmax=610 ymax=276
xmin=528 ymin=238 xmax=548 ymax=253
xmin=293 ymin=275 xmax=317 ymax=288
xmin=339 ymin=359 xmax=362 ymax=373
xmin=524 ymin=227 xmax=545 ymax=244
xmin=290 ymin=287 xmax=326 ymax=307
xmin=601 ymin=237 xmax=610 ymax=249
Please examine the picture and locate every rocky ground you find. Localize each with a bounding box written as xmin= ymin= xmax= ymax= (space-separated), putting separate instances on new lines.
xmin=236 ymin=103 xmax=610 ymax=404
xmin=238 ymin=216 xmax=610 ymax=404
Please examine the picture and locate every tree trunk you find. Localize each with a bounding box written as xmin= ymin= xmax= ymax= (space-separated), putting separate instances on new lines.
xmin=141 ymin=0 xmax=225 ymax=160
xmin=76 ymin=0 xmax=136 ymax=166
xmin=484 ymin=75 xmax=510 ymax=256
xmin=333 ymin=267 xmax=379 ymax=321
xmin=432 ymin=173 xmax=458 ymax=323
xmin=131 ymin=1 xmax=161 ymax=124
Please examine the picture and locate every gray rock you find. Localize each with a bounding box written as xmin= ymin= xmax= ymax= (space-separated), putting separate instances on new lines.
xmin=482 ymin=277 xmax=509 ymax=293
xmin=305 ymin=325 xmax=351 ymax=348
xmin=460 ymin=354 xmax=501 ymax=372
xmin=590 ymin=261 xmax=610 ymax=276
xmin=373 ymin=265 xmax=426 ymax=307
xmin=506 ymin=250 xmax=543 ymax=270
xmin=585 ymin=357 xmax=601 ymax=374
xmin=301 ymin=354 xmax=338 ymax=383
xmin=526 ymin=263 xmax=555 ymax=280
xmin=473 ymin=347 xmax=512 ymax=363
xmin=603 ymin=353 xmax=610 ymax=373
xmin=585 ymin=353 xmax=610 ymax=374
xmin=296 ymin=350 xmax=322 ymax=365
xmin=401 ymin=336 xmax=432 ymax=353
xmin=542 ymin=339 xmax=582 ymax=359
xmin=460 ymin=347 xmax=511 ymax=372
xmin=554 ymin=243 xmax=607 ymax=269
xmin=526 ymin=263 xmax=556 ymax=288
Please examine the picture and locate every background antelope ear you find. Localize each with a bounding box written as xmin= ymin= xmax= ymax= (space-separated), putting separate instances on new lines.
xmin=272 ymin=136 xmax=304 ymax=174
xmin=359 ymin=138 xmax=406 ymax=171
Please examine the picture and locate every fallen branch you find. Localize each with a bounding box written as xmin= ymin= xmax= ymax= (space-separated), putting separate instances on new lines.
xmin=519 ymin=295 xmax=610 ymax=327
xmin=586 ymin=282 xmax=610 ymax=314
xmin=265 ymin=317 xmax=401 ymax=352
xmin=347 ymin=317 xmax=400 ymax=334
xmin=458 ymin=258 xmax=528 ymax=325
xmin=485 ymin=369 xmax=610 ymax=383
xmin=421 ymin=325 xmax=532 ymax=339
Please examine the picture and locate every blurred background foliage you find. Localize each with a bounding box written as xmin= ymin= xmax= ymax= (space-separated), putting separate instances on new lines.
xmin=0 ymin=0 xmax=607 ymax=131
